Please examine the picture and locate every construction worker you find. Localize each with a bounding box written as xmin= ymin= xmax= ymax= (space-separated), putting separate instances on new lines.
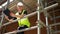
xmin=16 ymin=2 xmax=30 ymax=34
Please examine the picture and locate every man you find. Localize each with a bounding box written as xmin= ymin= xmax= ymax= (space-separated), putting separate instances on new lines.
xmin=16 ymin=2 xmax=30 ymax=34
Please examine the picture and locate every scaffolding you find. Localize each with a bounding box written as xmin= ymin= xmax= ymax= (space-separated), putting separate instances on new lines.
xmin=0 ymin=0 xmax=60 ymax=34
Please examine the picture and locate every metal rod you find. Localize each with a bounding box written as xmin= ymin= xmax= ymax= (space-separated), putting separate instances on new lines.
xmin=1 ymin=3 xmax=58 ymax=27
xmin=49 ymin=9 xmax=60 ymax=13
xmin=44 ymin=3 xmax=58 ymax=11
xmin=37 ymin=0 xmax=40 ymax=34
xmin=52 ymin=7 xmax=57 ymax=34
xmin=0 ymin=10 xmax=4 ymax=26
xmin=4 ymin=26 xmax=38 ymax=34
xmin=45 ymin=16 xmax=50 ymax=34
xmin=0 ymin=6 xmax=5 ymax=27
xmin=49 ymin=27 xmax=53 ymax=34
xmin=9 ymin=3 xmax=58 ymax=12
xmin=1 ymin=11 xmax=37 ymax=27
xmin=51 ymin=16 xmax=60 ymax=20
xmin=48 ymin=0 xmax=57 ymax=4
xmin=7 ymin=0 xmax=10 ymax=7
xmin=49 ymin=22 xmax=60 ymax=26
xmin=0 ymin=0 xmax=13 ymax=8
xmin=53 ymin=30 xmax=60 ymax=34
xmin=44 ymin=1 xmax=50 ymax=34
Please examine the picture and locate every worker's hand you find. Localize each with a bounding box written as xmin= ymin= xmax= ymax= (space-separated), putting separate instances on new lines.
xmin=9 ymin=19 xmax=14 ymax=22
xmin=19 ymin=15 xmax=24 ymax=18
xmin=16 ymin=15 xmax=24 ymax=18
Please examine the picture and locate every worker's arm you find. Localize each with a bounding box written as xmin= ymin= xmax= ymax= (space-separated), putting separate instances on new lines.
xmin=5 ymin=15 xmax=13 ymax=22
xmin=15 ymin=14 xmax=24 ymax=18
xmin=5 ymin=15 xmax=10 ymax=21
xmin=15 ymin=10 xmax=27 ymax=18
xmin=10 ymin=12 xmax=23 ymax=18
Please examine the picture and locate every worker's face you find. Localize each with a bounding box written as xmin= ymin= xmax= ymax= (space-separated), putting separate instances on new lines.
xmin=17 ymin=6 xmax=23 ymax=12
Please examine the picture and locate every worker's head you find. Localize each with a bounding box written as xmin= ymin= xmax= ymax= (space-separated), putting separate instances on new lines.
xmin=17 ymin=2 xmax=24 ymax=12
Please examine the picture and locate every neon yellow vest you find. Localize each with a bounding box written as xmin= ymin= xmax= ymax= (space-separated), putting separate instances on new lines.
xmin=17 ymin=10 xmax=30 ymax=27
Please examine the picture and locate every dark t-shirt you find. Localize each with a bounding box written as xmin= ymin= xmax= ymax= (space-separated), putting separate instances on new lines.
xmin=3 ymin=8 xmax=16 ymax=20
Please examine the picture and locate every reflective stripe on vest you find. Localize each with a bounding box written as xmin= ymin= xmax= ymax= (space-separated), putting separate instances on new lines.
xmin=18 ymin=10 xmax=30 ymax=27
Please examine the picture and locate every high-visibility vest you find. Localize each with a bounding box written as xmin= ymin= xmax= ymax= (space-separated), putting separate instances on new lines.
xmin=16 ymin=10 xmax=30 ymax=27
